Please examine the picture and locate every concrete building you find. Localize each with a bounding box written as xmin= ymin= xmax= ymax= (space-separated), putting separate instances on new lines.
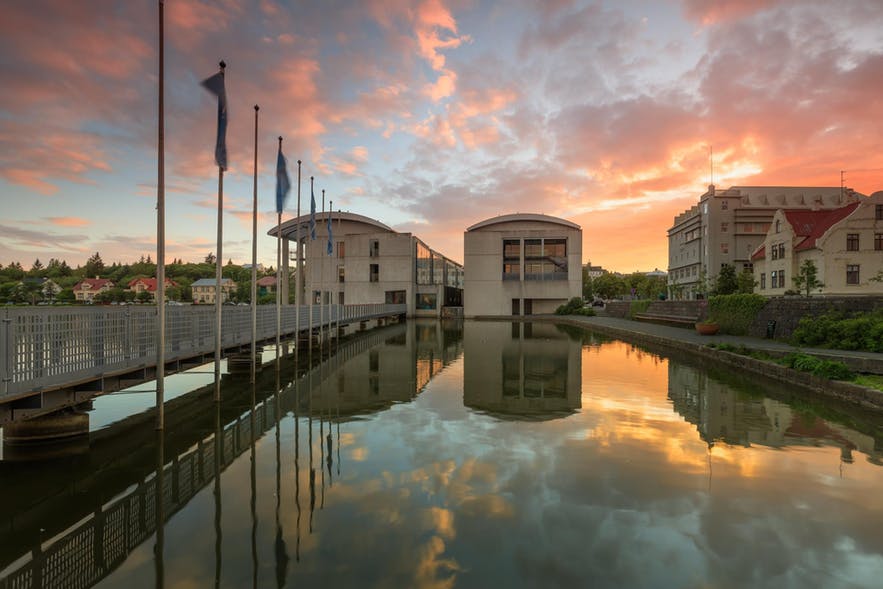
xmin=667 ymin=185 xmax=863 ymax=299
xmin=191 ymin=278 xmax=236 ymax=304
xmin=752 ymin=191 xmax=883 ymax=295
xmin=463 ymin=213 xmax=582 ymax=317
xmin=269 ymin=211 xmax=463 ymax=318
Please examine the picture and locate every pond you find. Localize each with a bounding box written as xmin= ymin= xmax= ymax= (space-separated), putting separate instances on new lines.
xmin=1 ymin=320 xmax=882 ymax=589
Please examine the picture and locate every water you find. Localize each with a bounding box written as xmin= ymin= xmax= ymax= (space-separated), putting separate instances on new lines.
xmin=2 ymin=320 xmax=882 ymax=589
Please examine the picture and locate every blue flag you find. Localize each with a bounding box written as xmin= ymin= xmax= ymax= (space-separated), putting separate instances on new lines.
xmin=275 ymin=143 xmax=290 ymax=214
xmin=309 ymin=184 xmax=317 ymax=240
xmin=327 ymin=211 xmax=333 ymax=255
xmin=200 ymin=71 xmax=228 ymax=170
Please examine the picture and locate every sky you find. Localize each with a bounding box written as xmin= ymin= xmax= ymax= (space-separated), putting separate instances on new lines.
xmin=1 ymin=0 xmax=882 ymax=273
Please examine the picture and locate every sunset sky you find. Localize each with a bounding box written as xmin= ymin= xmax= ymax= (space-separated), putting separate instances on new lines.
xmin=1 ymin=0 xmax=882 ymax=272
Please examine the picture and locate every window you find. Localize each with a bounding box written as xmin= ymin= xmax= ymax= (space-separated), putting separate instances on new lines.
xmin=846 ymin=265 xmax=860 ymax=285
xmin=416 ymin=241 xmax=432 ymax=285
xmin=721 ymin=200 xmax=728 ymax=210
xmin=503 ymin=239 xmax=520 ymax=280
xmin=338 ymin=292 xmax=344 ymax=304
xmin=385 ymin=290 xmax=405 ymax=304
xmin=416 ymin=293 xmax=437 ymax=309
xmin=876 ymin=233 xmax=883 ymax=251
xmin=720 ymin=243 xmax=728 ymax=254
xmin=760 ymin=273 xmax=766 ymax=289
xmin=369 ymin=239 xmax=379 ymax=258
xmin=775 ymin=220 xmax=781 ymax=233
xmin=778 ymin=243 xmax=786 ymax=259
xmin=524 ymin=237 xmax=567 ymax=281
xmin=877 ymin=204 xmax=883 ymax=220
xmin=337 ymin=241 xmax=345 ymax=258
xmin=743 ymin=263 xmax=753 ymax=272
xmin=338 ymin=265 xmax=345 ymax=283
xmin=744 ymin=223 xmax=753 ymax=233
xmin=847 ymin=233 xmax=859 ymax=251
xmin=369 ymin=264 xmax=379 ymax=282
xmin=779 ymin=271 xmax=786 ymax=288
xmin=721 ymin=222 xmax=728 ymax=232
xmin=771 ymin=244 xmax=778 ymax=260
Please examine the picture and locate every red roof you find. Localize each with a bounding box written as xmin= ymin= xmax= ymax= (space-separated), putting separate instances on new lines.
xmin=751 ymin=245 xmax=766 ymax=261
xmin=256 ymin=276 xmax=276 ymax=286
xmin=784 ymin=203 xmax=860 ymax=251
xmin=127 ymin=277 xmax=177 ymax=292
xmin=74 ymin=278 xmax=114 ymax=290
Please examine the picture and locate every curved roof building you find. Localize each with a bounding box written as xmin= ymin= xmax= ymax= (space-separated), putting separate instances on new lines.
xmin=464 ymin=213 xmax=582 ymax=317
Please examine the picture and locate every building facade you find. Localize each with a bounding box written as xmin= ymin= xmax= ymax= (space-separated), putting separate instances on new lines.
xmin=73 ymin=278 xmax=114 ymax=302
xmin=191 ymin=278 xmax=236 ymax=304
xmin=463 ymin=213 xmax=582 ymax=317
xmin=668 ymin=185 xmax=863 ymax=299
xmin=270 ymin=211 xmax=463 ymax=318
xmin=127 ymin=277 xmax=177 ymax=301
xmin=752 ymin=191 xmax=883 ymax=296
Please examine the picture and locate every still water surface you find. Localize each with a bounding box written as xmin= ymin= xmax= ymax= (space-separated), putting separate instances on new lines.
xmin=2 ymin=320 xmax=883 ymax=588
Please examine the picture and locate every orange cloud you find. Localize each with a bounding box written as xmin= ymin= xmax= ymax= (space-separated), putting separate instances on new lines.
xmin=46 ymin=217 xmax=90 ymax=227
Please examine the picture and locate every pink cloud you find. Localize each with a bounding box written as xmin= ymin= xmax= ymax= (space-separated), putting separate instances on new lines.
xmin=681 ymin=0 xmax=777 ymax=25
xmin=47 ymin=217 xmax=91 ymax=227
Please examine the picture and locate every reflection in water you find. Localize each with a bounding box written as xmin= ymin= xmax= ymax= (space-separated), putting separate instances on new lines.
xmin=463 ymin=322 xmax=581 ymax=420
xmin=3 ymin=321 xmax=883 ymax=588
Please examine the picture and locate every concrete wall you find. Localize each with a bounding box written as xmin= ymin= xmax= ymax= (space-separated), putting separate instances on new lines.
xmin=464 ymin=219 xmax=582 ymax=317
xmin=750 ymin=295 xmax=883 ymax=339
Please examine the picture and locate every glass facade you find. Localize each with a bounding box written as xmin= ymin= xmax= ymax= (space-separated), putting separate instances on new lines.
xmin=416 ymin=241 xmax=432 ymax=285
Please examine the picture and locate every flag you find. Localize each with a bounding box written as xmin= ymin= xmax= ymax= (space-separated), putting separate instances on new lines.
xmin=309 ymin=184 xmax=317 ymax=240
xmin=275 ymin=142 xmax=290 ymax=214
xmin=326 ymin=210 xmax=333 ymax=255
xmin=200 ymin=70 xmax=228 ymax=170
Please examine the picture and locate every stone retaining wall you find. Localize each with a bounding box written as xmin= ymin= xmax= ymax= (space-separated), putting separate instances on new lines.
xmin=749 ymin=295 xmax=883 ymax=339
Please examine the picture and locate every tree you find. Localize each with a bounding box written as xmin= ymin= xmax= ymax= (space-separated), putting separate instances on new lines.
xmin=593 ymin=272 xmax=626 ymax=300
xmin=57 ymin=288 xmax=75 ymax=303
xmin=29 ymin=259 xmax=45 ymax=276
xmin=205 ymin=252 xmax=216 ymax=264
xmin=737 ymin=269 xmax=756 ymax=294
xmin=712 ymin=264 xmax=739 ymax=295
xmin=582 ymin=266 xmax=594 ymax=300
xmin=84 ymin=252 xmax=105 ymax=277
xmin=792 ymin=259 xmax=824 ymax=297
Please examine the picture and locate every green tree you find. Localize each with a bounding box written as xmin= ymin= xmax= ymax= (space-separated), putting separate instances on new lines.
xmin=56 ymin=288 xmax=75 ymax=303
xmin=29 ymin=259 xmax=45 ymax=276
xmin=136 ymin=290 xmax=152 ymax=304
xmin=713 ymin=264 xmax=739 ymax=295
xmin=581 ymin=266 xmax=594 ymax=300
xmin=83 ymin=252 xmax=105 ymax=278
xmin=792 ymin=259 xmax=824 ymax=296
xmin=1 ymin=261 xmax=25 ymax=281
xmin=593 ymin=272 xmax=626 ymax=300
xmin=736 ymin=269 xmax=756 ymax=294
xmin=205 ymin=252 xmax=216 ymax=265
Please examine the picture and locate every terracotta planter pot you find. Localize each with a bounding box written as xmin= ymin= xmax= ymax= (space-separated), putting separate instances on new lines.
xmin=695 ymin=322 xmax=720 ymax=335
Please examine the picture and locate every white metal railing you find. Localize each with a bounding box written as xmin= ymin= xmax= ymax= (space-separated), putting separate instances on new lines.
xmin=0 ymin=303 xmax=406 ymax=398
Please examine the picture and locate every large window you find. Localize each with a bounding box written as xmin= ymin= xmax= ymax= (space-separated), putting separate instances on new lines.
xmin=369 ymin=264 xmax=379 ymax=283
xmin=432 ymin=252 xmax=444 ymax=285
xmin=876 ymin=233 xmax=883 ymax=251
xmin=338 ymin=265 xmax=345 ymax=283
xmin=369 ymin=239 xmax=379 ymax=258
xmin=416 ymin=293 xmax=437 ymax=309
xmin=846 ymin=265 xmax=860 ymax=285
xmin=760 ymin=273 xmax=766 ymax=289
xmin=847 ymin=233 xmax=859 ymax=251
xmin=877 ymin=204 xmax=883 ymax=220
xmin=385 ymin=290 xmax=405 ymax=304
xmin=416 ymin=241 xmax=432 ymax=285
xmin=503 ymin=239 xmax=520 ymax=280
xmin=525 ymin=238 xmax=567 ymax=281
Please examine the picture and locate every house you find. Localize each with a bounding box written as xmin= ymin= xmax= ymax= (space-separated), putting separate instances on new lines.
xmin=191 ymin=278 xmax=236 ymax=304
xmin=127 ymin=277 xmax=178 ymax=301
xmin=269 ymin=211 xmax=462 ymax=317
xmin=668 ymin=185 xmax=864 ymax=299
xmin=73 ymin=278 xmax=114 ymax=302
xmin=256 ymin=275 xmax=277 ymax=296
xmin=463 ymin=213 xmax=582 ymax=317
xmin=751 ymin=191 xmax=883 ymax=295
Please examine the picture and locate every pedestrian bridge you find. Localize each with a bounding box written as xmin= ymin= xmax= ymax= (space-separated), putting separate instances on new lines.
xmin=0 ymin=304 xmax=405 ymax=425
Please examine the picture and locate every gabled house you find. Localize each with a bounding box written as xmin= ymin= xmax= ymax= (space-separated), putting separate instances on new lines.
xmin=127 ymin=277 xmax=178 ymax=301
xmin=256 ymin=275 xmax=276 ymax=296
xmin=752 ymin=191 xmax=883 ymax=295
xmin=73 ymin=278 xmax=114 ymax=302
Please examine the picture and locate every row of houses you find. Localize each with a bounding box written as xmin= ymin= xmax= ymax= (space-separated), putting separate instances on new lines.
xmin=668 ymin=186 xmax=883 ymax=298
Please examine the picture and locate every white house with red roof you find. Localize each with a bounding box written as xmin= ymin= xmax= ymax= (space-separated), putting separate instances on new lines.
xmin=751 ymin=191 xmax=883 ymax=295
xmin=73 ymin=278 xmax=115 ymax=302
xmin=127 ymin=277 xmax=178 ymax=301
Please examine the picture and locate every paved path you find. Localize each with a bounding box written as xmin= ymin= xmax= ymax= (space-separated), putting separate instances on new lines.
xmin=547 ymin=312 xmax=883 ymax=372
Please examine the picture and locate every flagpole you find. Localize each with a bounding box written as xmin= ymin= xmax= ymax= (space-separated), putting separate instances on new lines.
xmin=214 ymin=60 xmax=226 ymax=400
xmin=321 ymin=189 xmax=325 ymax=346
xmin=250 ymin=105 xmax=259 ymax=383
xmin=329 ymin=198 xmax=333 ymax=344
xmin=156 ymin=0 xmax=165 ymax=430
xmin=295 ymin=160 xmax=302 ymax=353
xmin=276 ymin=138 xmax=283 ymax=354
xmin=309 ymin=176 xmax=314 ymax=350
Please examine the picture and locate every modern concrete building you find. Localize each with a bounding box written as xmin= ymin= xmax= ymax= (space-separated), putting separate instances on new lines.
xmin=269 ymin=211 xmax=463 ymax=317
xmin=751 ymin=191 xmax=883 ymax=295
xmin=667 ymin=185 xmax=864 ymax=299
xmin=463 ymin=213 xmax=582 ymax=317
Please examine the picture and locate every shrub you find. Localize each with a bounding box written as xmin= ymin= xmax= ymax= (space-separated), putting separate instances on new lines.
xmin=555 ymin=297 xmax=588 ymax=315
xmin=627 ymin=299 xmax=651 ymax=319
xmin=780 ymin=353 xmax=854 ymax=380
xmin=707 ymin=293 xmax=768 ymax=335
xmin=791 ymin=309 xmax=883 ymax=353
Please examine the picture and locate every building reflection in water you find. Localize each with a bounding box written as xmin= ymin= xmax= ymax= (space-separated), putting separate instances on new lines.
xmin=667 ymin=362 xmax=883 ymax=465
xmin=463 ymin=322 xmax=581 ymax=420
